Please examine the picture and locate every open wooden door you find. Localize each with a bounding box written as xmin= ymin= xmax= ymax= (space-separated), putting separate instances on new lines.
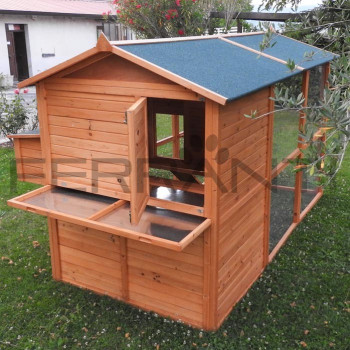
xmin=127 ymin=97 xmax=149 ymax=224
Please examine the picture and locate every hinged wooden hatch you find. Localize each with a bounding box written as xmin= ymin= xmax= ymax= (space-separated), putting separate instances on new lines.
xmin=127 ymin=97 xmax=149 ymax=224
xmin=7 ymin=185 xmax=211 ymax=251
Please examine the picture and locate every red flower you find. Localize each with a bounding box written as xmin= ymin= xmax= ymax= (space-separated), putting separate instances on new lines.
xmin=117 ymin=9 xmax=121 ymax=13
xmin=14 ymin=89 xmax=20 ymax=94
xmin=129 ymin=19 xmax=134 ymax=24
xmin=165 ymin=14 xmax=171 ymax=20
xmin=136 ymin=4 xmax=141 ymax=8
xmin=178 ymin=29 xmax=184 ymax=35
xmin=23 ymin=88 xmax=29 ymax=94
xmin=175 ymin=0 xmax=180 ymax=6
xmin=102 ymin=11 xmax=106 ymax=15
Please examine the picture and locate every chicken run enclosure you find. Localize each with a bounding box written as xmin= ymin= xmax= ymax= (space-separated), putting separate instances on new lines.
xmin=7 ymin=33 xmax=335 ymax=330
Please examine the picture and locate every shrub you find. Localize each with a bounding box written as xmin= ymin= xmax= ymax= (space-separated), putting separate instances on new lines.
xmin=0 ymin=90 xmax=37 ymax=143
xmin=112 ymin=0 xmax=211 ymax=38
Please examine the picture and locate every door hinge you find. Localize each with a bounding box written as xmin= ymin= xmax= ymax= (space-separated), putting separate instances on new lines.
xmin=124 ymin=112 xmax=128 ymax=124
xmin=129 ymin=210 xmax=132 ymax=223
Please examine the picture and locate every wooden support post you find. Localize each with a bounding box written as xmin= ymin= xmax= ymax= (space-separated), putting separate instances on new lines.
xmin=13 ymin=138 xmax=24 ymax=181
xmin=323 ymin=62 xmax=331 ymax=88
xmin=293 ymin=70 xmax=310 ymax=223
xmin=263 ymin=86 xmax=274 ymax=266
xmin=37 ymin=82 xmax=52 ymax=185
xmin=318 ymin=62 xmax=330 ymax=192
xmin=48 ymin=218 xmax=62 ymax=280
xmin=172 ymin=114 xmax=180 ymax=159
xmin=237 ymin=19 xmax=243 ymax=33
xmin=203 ymin=100 xmax=220 ymax=330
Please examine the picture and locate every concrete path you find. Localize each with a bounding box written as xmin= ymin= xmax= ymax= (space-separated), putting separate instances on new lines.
xmin=0 ymin=86 xmax=37 ymax=144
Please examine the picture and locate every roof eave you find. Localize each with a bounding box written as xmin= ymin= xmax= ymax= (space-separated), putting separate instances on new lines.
xmin=0 ymin=9 xmax=111 ymax=19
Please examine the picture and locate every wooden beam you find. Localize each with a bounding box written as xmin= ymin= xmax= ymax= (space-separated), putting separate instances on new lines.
xmin=13 ymin=139 xmax=24 ymax=181
xmin=219 ymin=37 xmax=304 ymax=71
xmin=149 ymin=176 xmax=204 ymax=194
xmin=8 ymin=133 xmax=40 ymax=139
xmin=294 ymin=70 xmax=310 ymax=223
xmin=203 ymin=100 xmax=220 ymax=329
xmin=111 ymin=31 xmax=264 ymax=46
xmin=36 ymin=82 xmax=51 ymax=185
xmin=179 ymin=219 xmax=212 ymax=250
xmin=263 ymin=85 xmax=274 ymax=267
xmin=210 ymin=11 xmax=303 ymax=22
xmin=172 ymin=115 xmax=180 ymax=159
xmin=148 ymin=197 xmax=204 ymax=217
xmin=156 ymin=131 xmax=184 ymax=147
xmin=87 ymin=200 xmax=126 ymax=221
xmin=48 ymin=218 xmax=62 ymax=280
xmin=271 ymin=148 xmax=302 ymax=179
xmin=269 ymin=222 xmax=298 ymax=262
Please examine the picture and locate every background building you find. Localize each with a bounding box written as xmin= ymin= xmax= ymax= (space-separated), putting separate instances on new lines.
xmin=0 ymin=0 xmax=133 ymax=83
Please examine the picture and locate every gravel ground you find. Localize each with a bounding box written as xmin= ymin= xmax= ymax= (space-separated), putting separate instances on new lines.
xmin=0 ymin=86 xmax=37 ymax=144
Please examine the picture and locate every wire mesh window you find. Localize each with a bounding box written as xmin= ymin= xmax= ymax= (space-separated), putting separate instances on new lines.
xmin=269 ymin=164 xmax=296 ymax=252
xmin=272 ymin=74 xmax=303 ymax=169
xmin=308 ymin=65 xmax=325 ymax=105
xmin=301 ymin=170 xmax=319 ymax=213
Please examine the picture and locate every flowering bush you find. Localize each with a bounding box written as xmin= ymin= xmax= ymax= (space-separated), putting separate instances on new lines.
xmin=112 ymin=0 xmax=210 ymax=38
xmin=0 ymin=90 xmax=38 ymax=143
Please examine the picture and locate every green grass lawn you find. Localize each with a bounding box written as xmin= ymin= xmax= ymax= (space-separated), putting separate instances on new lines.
xmin=0 ymin=146 xmax=349 ymax=349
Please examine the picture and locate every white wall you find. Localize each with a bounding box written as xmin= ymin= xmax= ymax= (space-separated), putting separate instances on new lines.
xmin=0 ymin=15 xmax=100 ymax=79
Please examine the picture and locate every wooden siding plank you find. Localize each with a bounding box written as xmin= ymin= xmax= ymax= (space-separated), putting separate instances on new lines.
xmin=127 ymin=238 xmax=203 ymax=265
xmin=19 ymin=138 xmax=42 ymax=151
xmin=61 ymin=261 xmax=122 ymax=297
xmin=127 ymin=257 xmax=203 ymax=294
xmin=60 ymin=245 xmax=121 ymax=279
xmin=51 ymin=144 xmax=129 ymax=165
xmin=46 ymin=89 xmax=136 ymax=102
xmin=50 ymin=135 xmax=128 ymax=156
xmin=49 ymin=125 xmax=128 ymax=145
xmin=47 ymin=105 xmax=125 ymax=124
xmin=46 ymin=96 xmax=132 ymax=113
xmin=48 ymin=115 xmax=128 ymax=135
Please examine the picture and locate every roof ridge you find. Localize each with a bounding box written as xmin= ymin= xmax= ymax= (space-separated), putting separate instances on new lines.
xmin=110 ymin=32 xmax=265 ymax=46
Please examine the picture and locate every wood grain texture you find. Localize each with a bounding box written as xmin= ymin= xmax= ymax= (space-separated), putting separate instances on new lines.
xmin=127 ymin=234 xmax=204 ymax=327
xmin=36 ymin=82 xmax=51 ymax=185
xmin=203 ymin=99 xmax=220 ymax=329
xmin=215 ymin=88 xmax=269 ymax=327
xmin=127 ymin=97 xmax=149 ymax=225
xmin=48 ymin=218 xmax=62 ymax=280
xmin=11 ymin=135 xmax=45 ymax=185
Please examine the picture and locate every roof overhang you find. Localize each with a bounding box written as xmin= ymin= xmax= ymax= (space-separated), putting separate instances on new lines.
xmin=0 ymin=9 xmax=114 ymax=19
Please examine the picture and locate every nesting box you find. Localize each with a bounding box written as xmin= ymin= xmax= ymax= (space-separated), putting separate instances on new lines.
xmin=8 ymin=33 xmax=335 ymax=330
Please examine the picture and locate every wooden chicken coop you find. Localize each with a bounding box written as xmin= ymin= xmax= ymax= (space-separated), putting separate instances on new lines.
xmin=8 ymin=33 xmax=335 ymax=330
